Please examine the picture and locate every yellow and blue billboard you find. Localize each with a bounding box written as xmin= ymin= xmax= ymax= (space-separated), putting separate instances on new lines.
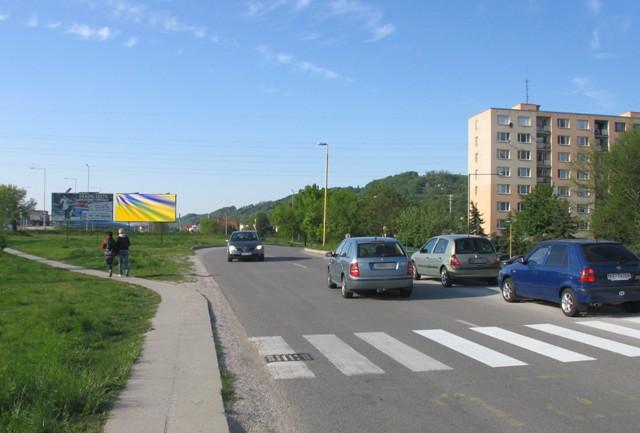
xmin=114 ymin=193 xmax=177 ymax=222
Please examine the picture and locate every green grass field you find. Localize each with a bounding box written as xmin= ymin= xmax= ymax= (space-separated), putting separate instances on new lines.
xmin=7 ymin=230 xmax=226 ymax=281
xmin=0 ymin=251 xmax=160 ymax=433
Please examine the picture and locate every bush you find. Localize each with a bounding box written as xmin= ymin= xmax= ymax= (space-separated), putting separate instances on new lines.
xmin=0 ymin=229 xmax=7 ymax=249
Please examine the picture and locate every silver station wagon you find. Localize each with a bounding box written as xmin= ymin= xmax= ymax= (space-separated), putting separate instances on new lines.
xmin=411 ymin=234 xmax=501 ymax=287
xmin=327 ymin=237 xmax=414 ymax=298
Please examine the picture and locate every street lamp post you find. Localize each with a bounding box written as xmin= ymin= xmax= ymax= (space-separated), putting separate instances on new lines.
xmin=64 ymin=177 xmax=78 ymax=192
xmin=85 ymin=164 xmax=90 ymax=232
xmin=30 ymin=167 xmax=46 ymax=229
xmin=318 ymin=142 xmax=329 ymax=246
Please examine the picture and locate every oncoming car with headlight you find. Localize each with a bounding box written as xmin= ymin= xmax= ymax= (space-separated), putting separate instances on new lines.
xmin=227 ymin=230 xmax=264 ymax=262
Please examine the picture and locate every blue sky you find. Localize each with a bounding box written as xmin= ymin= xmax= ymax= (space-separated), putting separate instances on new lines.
xmin=1 ymin=0 xmax=638 ymax=215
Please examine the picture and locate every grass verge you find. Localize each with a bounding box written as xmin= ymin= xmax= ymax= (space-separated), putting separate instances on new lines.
xmin=7 ymin=230 xmax=226 ymax=281
xmin=0 ymin=251 xmax=160 ymax=433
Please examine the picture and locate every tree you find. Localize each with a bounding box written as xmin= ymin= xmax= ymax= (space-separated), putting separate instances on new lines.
xmin=395 ymin=201 xmax=457 ymax=247
xmin=513 ymin=184 xmax=576 ymax=242
xmin=0 ymin=184 xmax=36 ymax=231
xmin=468 ymin=201 xmax=486 ymax=236
xmin=327 ymin=189 xmax=359 ymax=239
xmin=271 ymin=203 xmax=299 ymax=241
xmin=295 ymin=185 xmax=324 ymax=243
xmin=356 ymin=184 xmax=406 ymax=236
xmin=590 ymin=130 xmax=640 ymax=251
xmin=254 ymin=212 xmax=272 ymax=238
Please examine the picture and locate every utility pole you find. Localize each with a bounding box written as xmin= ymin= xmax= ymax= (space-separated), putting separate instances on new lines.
xmin=448 ymin=194 xmax=453 ymax=214
xmin=85 ymin=163 xmax=90 ymax=232
xmin=318 ymin=143 xmax=329 ymax=246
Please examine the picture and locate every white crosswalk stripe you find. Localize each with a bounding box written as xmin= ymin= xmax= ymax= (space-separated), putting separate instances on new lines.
xmin=355 ymin=332 xmax=452 ymax=372
xmin=526 ymin=324 xmax=640 ymax=357
xmin=471 ymin=326 xmax=595 ymax=363
xmin=304 ymin=334 xmax=384 ymax=376
xmin=624 ymin=317 xmax=640 ymax=325
xmin=248 ymin=336 xmax=315 ymax=379
xmin=413 ymin=329 xmax=527 ymax=368
xmin=578 ymin=320 xmax=640 ymax=340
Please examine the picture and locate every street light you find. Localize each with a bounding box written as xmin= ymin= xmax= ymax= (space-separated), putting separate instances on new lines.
xmin=85 ymin=164 xmax=90 ymax=193
xmin=318 ymin=142 xmax=329 ymax=246
xmin=64 ymin=177 xmax=78 ymax=192
xmin=30 ymin=167 xmax=46 ymax=229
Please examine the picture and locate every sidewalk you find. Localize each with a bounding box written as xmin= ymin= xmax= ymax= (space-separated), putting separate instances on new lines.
xmin=4 ymin=248 xmax=230 ymax=433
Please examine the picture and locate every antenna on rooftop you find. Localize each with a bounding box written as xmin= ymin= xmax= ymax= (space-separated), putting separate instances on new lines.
xmin=525 ymin=78 xmax=529 ymax=104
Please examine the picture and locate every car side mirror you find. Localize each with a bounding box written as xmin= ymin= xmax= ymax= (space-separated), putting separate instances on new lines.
xmin=325 ymin=252 xmax=334 ymax=258
xmin=517 ymin=256 xmax=527 ymax=265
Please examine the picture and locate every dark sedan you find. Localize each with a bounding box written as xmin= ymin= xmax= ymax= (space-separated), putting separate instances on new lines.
xmin=227 ymin=230 xmax=264 ymax=262
xmin=499 ymin=239 xmax=640 ymax=316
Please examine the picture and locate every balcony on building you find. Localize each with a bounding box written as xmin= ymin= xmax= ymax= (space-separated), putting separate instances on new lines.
xmin=536 ymin=135 xmax=551 ymax=150
xmin=594 ymin=120 xmax=609 ymax=137
xmin=594 ymin=137 xmax=609 ymax=152
xmin=536 ymin=117 xmax=551 ymax=134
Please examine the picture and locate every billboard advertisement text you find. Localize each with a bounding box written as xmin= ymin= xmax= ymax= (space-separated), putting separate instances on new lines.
xmin=51 ymin=193 xmax=114 ymax=224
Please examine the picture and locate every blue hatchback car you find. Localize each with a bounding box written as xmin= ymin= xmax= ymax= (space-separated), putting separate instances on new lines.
xmin=498 ymin=240 xmax=640 ymax=316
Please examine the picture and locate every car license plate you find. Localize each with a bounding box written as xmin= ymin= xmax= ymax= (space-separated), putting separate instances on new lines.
xmin=607 ymin=273 xmax=632 ymax=281
xmin=373 ymin=263 xmax=396 ymax=270
xmin=469 ymin=258 xmax=488 ymax=264
xmin=241 ymin=252 xmax=252 ymax=256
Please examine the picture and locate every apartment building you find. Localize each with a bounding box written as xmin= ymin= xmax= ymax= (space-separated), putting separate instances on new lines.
xmin=468 ymin=103 xmax=640 ymax=235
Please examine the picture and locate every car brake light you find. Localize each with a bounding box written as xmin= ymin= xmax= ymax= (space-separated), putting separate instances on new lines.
xmin=349 ymin=263 xmax=360 ymax=277
xmin=579 ymin=267 xmax=596 ymax=283
xmin=407 ymin=261 xmax=414 ymax=275
xmin=495 ymin=256 xmax=501 ymax=265
xmin=450 ymin=255 xmax=461 ymax=267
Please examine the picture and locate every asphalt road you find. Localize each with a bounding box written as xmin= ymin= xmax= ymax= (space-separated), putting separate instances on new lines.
xmin=200 ymin=245 xmax=640 ymax=433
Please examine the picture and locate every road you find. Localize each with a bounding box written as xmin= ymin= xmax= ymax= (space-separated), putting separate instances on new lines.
xmin=200 ymin=245 xmax=640 ymax=433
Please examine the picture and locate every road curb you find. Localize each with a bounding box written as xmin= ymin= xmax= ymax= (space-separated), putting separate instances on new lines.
xmin=304 ymin=247 xmax=330 ymax=255
xmin=3 ymin=248 xmax=230 ymax=433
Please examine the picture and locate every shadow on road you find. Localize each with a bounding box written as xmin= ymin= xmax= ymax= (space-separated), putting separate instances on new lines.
xmin=357 ymin=282 xmax=499 ymax=301
xmin=263 ymin=256 xmax=313 ymax=262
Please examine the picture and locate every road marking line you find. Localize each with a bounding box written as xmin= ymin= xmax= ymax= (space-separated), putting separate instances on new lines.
xmin=248 ymin=336 xmax=315 ymax=379
xmin=624 ymin=317 xmax=640 ymax=325
xmin=526 ymin=324 xmax=640 ymax=357
xmin=354 ymin=332 xmax=452 ymax=372
xmin=303 ymin=334 xmax=384 ymax=376
xmin=471 ymin=326 xmax=595 ymax=363
xmin=578 ymin=320 xmax=640 ymax=340
xmin=291 ymin=262 xmax=307 ymax=269
xmin=413 ymin=329 xmax=527 ymax=368
xmin=456 ymin=319 xmax=478 ymax=327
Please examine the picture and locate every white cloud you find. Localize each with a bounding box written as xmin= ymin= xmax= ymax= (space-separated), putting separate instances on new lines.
xmin=247 ymin=0 xmax=287 ymax=16
xmin=46 ymin=22 xmax=62 ymax=29
xmin=67 ymin=23 xmax=113 ymax=41
xmin=0 ymin=13 xmax=9 ymax=21
xmin=26 ymin=14 xmax=38 ymax=28
xmin=295 ymin=0 xmax=312 ymax=9
xmin=328 ymin=0 xmax=395 ymax=42
xmin=124 ymin=36 xmax=138 ymax=47
xmin=257 ymin=45 xmax=346 ymax=81
xmin=586 ymin=0 xmax=601 ymax=16
xmin=590 ymin=29 xmax=600 ymax=50
xmin=571 ymin=76 xmax=616 ymax=109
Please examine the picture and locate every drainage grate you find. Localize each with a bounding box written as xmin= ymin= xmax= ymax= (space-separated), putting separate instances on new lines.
xmin=265 ymin=353 xmax=313 ymax=363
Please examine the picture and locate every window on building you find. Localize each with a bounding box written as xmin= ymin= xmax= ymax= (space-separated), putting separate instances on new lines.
xmin=474 ymin=186 xmax=478 ymax=196
xmin=557 ymin=135 xmax=571 ymax=145
xmin=518 ymin=116 xmax=531 ymax=127
xmin=556 ymin=186 xmax=570 ymax=197
xmin=497 ymin=166 xmax=511 ymax=177
xmin=517 ymin=202 xmax=525 ymax=212
xmin=577 ymin=204 xmax=590 ymax=214
xmin=577 ymin=188 xmax=591 ymax=198
xmin=497 ymin=132 xmax=511 ymax=142
xmin=517 ymin=133 xmax=531 ymax=143
xmin=497 ymin=149 xmax=510 ymax=160
xmin=497 ymin=115 xmax=510 ymax=125
xmin=497 ymin=201 xmax=510 ymax=212
xmin=517 ymin=167 xmax=531 ymax=177
xmin=577 ymin=152 xmax=589 ymax=163
xmin=517 ymin=185 xmax=530 ymax=195
xmin=558 ymin=169 xmax=571 ymax=180
xmin=517 ymin=150 xmax=532 ymax=160
xmin=577 ymin=136 xmax=589 ymax=147
xmin=557 ymin=152 xmax=571 ymax=162
xmin=615 ymin=122 xmax=626 ymax=132
xmin=497 ymin=219 xmax=508 ymax=229
xmin=475 ymin=119 xmax=479 ymax=130
xmin=558 ymin=118 xmax=570 ymax=128
xmin=474 ymin=153 xmax=478 ymax=163
xmin=497 ymin=184 xmax=511 ymax=195
xmin=474 ymin=136 xmax=478 ymax=146
xmin=576 ymin=119 xmax=589 ymax=130
xmin=577 ymin=220 xmax=589 ymax=230
xmin=577 ymin=170 xmax=589 ymax=180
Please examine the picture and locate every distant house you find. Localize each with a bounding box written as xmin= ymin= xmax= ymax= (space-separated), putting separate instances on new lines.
xmin=27 ymin=210 xmax=49 ymax=226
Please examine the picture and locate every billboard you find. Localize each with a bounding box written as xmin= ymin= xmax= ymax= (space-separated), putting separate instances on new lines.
xmin=114 ymin=193 xmax=177 ymax=222
xmin=52 ymin=193 xmax=113 ymax=224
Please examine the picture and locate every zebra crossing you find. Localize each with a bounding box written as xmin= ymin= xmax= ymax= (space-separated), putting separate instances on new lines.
xmin=250 ymin=318 xmax=640 ymax=379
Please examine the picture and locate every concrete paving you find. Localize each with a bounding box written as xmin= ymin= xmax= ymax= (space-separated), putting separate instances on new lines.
xmin=4 ymin=248 xmax=230 ymax=433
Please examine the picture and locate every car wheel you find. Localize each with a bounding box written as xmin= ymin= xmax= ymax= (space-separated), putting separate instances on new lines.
xmin=560 ymin=288 xmax=584 ymax=317
xmin=622 ymin=302 xmax=640 ymax=313
xmin=501 ymin=277 xmax=519 ymax=303
xmin=412 ymin=262 xmax=421 ymax=280
xmin=341 ymin=276 xmax=353 ymax=298
xmin=440 ymin=268 xmax=453 ymax=287
xmin=400 ymin=285 xmax=413 ymax=298
xmin=327 ymin=269 xmax=337 ymax=288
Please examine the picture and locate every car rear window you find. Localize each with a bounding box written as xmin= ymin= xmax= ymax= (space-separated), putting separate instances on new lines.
xmin=231 ymin=232 xmax=258 ymax=241
xmin=357 ymin=242 xmax=405 ymax=258
xmin=454 ymin=238 xmax=496 ymax=254
xmin=581 ymin=243 xmax=638 ymax=264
